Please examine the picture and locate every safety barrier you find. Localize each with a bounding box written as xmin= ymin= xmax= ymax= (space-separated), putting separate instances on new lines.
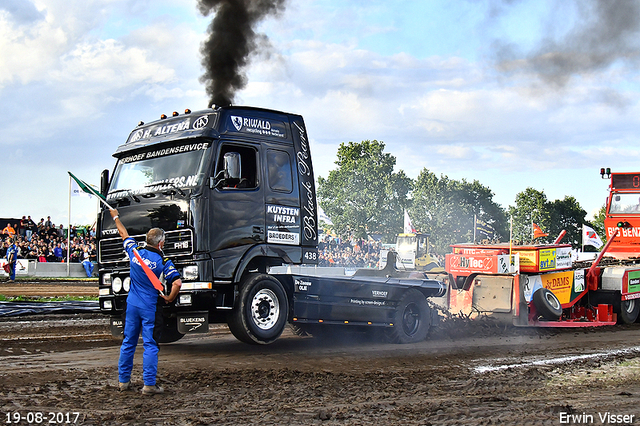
xmin=0 ymin=259 xmax=94 ymax=278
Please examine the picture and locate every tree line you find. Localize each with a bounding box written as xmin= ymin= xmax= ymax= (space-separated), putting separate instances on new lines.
xmin=317 ymin=140 xmax=603 ymax=254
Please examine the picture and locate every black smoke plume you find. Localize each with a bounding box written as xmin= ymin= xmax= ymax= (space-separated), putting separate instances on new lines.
xmin=495 ymin=0 xmax=640 ymax=89
xmin=198 ymin=0 xmax=286 ymax=107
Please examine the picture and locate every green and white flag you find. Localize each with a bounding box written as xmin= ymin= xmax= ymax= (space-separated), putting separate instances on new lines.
xmin=68 ymin=171 xmax=113 ymax=211
xmin=68 ymin=171 xmax=105 ymax=200
xmin=71 ymin=178 xmax=94 ymax=198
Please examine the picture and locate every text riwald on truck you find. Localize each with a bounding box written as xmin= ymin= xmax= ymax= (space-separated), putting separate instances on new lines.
xmin=98 ymin=106 xmax=446 ymax=345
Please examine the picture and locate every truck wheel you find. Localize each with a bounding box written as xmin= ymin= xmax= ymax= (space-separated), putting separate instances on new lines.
xmin=618 ymin=299 xmax=640 ymax=324
xmin=157 ymin=317 xmax=185 ymax=344
xmin=385 ymin=289 xmax=431 ymax=344
xmin=227 ymin=274 xmax=289 ymax=345
xmin=532 ymin=288 xmax=562 ymax=321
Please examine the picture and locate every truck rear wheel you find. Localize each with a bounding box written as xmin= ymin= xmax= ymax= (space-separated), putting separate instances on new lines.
xmin=385 ymin=289 xmax=431 ymax=344
xmin=618 ymin=299 xmax=640 ymax=324
xmin=227 ymin=274 xmax=289 ymax=345
xmin=532 ymin=288 xmax=562 ymax=321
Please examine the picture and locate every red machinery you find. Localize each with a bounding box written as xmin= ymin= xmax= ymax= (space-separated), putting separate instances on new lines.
xmin=440 ymin=169 xmax=640 ymax=327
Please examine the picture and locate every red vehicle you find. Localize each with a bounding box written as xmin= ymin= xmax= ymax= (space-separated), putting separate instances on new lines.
xmin=437 ymin=169 xmax=640 ymax=327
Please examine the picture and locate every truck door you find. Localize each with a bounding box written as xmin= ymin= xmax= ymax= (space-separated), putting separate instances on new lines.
xmin=209 ymin=141 xmax=264 ymax=279
xmin=263 ymin=144 xmax=300 ymax=245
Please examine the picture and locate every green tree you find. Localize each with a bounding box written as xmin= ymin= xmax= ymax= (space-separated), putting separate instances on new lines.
xmin=457 ymin=179 xmax=508 ymax=242
xmin=508 ymin=188 xmax=550 ymax=243
xmin=548 ymin=196 xmax=587 ymax=246
xmin=317 ymin=140 xmax=412 ymax=242
xmin=509 ymin=189 xmax=588 ymax=247
xmin=409 ymin=169 xmax=507 ymax=254
xmin=590 ymin=204 xmax=606 ymax=241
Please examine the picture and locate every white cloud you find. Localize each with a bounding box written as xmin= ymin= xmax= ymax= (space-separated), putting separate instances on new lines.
xmin=2 ymin=0 xmax=640 ymax=222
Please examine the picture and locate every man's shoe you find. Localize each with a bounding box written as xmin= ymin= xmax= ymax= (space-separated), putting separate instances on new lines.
xmin=118 ymin=381 xmax=131 ymax=391
xmin=142 ymin=385 xmax=164 ymax=395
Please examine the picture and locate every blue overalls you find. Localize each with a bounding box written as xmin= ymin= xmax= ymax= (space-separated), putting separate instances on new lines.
xmin=5 ymin=244 xmax=18 ymax=281
xmin=118 ymin=237 xmax=180 ymax=386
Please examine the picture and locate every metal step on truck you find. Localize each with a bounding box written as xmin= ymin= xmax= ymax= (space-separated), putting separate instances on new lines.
xmin=97 ymin=106 xmax=446 ymax=345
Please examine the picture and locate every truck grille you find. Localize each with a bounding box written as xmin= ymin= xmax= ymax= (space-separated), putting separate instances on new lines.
xmin=99 ymin=229 xmax=194 ymax=264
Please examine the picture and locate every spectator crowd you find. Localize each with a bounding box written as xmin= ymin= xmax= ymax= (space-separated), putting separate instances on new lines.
xmin=317 ymin=235 xmax=382 ymax=268
xmin=1 ymin=217 xmax=416 ymax=274
xmin=1 ymin=215 xmax=96 ymax=267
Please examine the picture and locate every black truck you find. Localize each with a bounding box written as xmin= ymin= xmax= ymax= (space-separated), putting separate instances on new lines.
xmin=97 ymin=106 xmax=446 ymax=345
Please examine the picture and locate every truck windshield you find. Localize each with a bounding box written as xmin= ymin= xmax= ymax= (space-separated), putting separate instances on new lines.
xmin=109 ymin=142 xmax=210 ymax=196
xmin=609 ymin=193 xmax=640 ymax=214
xmin=396 ymin=236 xmax=416 ymax=253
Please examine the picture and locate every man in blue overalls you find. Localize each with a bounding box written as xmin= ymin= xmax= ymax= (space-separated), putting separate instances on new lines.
xmin=5 ymin=238 xmax=18 ymax=282
xmin=109 ymin=208 xmax=182 ymax=395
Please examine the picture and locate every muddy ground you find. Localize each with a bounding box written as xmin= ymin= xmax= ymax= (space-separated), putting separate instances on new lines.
xmin=0 ymin=282 xmax=640 ymax=425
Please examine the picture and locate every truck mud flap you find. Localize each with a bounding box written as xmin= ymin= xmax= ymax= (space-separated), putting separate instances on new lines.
xmin=110 ymin=317 xmax=124 ymax=337
xmin=177 ymin=312 xmax=209 ymax=334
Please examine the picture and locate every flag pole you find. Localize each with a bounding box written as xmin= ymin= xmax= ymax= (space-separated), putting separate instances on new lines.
xmin=509 ymin=216 xmax=513 ymax=255
xmin=473 ymin=214 xmax=477 ymax=244
xmin=67 ymin=174 xmax=71 ymax=276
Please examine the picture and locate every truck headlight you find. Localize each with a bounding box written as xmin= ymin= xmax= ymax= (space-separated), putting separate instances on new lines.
xmin=183 ymin=265 xmax=198 ymax=280
xmin=179 ymin=294 xmax=192 ymax=305
xmin=112 ymin=277 xmax=122 ymax=293
xmin=103 ymin=273 xmax=112 ymax=286
xmin=123 ymin=276 xmax=131 ymax=292
xmin=103 ymin=300 xmax=113 ymax=310
xmin=99 ymin=288 xmax=111 ymax=296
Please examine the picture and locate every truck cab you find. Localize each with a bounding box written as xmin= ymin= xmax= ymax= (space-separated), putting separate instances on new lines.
xmin=98 ymin=106 xmax=318 ymax=344
xmin=395 ymin=233 xmax=442 ymax=271
xmin=603 ymin=171 xmax=640 ymax=258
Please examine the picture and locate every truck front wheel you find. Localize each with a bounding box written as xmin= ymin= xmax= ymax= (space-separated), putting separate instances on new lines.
xmin=157 ymin=317 xmax=185 ymax=344
xmin=385 ymin=289 xmax=431 ymax=344
xmin=227 ymin=274 xmax=289 ymax=345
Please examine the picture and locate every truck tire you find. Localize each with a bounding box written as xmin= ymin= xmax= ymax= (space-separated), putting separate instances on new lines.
xmin=618 ymin=299 xmax=640 ymax=324
xmin=157 ymin=317 xmax=185 ymax=344
xmin=532 ymin=288 xmax=562 ymax=321
xmin=384 ymin=289 xmax=431 ymax=344
xmin=227 ymin=274 xmax=289 ymax=345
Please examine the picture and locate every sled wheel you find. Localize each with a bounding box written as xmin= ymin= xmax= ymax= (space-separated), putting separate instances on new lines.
xmin=228 ymin=274 xmax=289 ymax=345
xmin=618 ymin=299 xmax=640 ymax=324
xmin=532 ymin=288 xmax=562 ymax=320
xmin=385 ymin=289 xmax=431 ymax=344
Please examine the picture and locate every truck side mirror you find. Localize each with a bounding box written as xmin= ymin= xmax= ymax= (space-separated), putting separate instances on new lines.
xmin=224 ymin=152 xmax=241 ymax=180
xmin=211 ymin=152 xmax=242 ymax=189
xmin=100 ymin=169 xmax=109 ymax=199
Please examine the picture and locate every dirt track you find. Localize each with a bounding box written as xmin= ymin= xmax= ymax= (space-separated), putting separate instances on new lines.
xmin=1 ymin=282 xmax=640 ymax=425
xmin=0 ymin=281 xmax=97 ymax=298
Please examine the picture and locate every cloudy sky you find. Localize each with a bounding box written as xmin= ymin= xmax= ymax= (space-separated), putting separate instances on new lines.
xmin=2 ymin=0 xmax=640 ymax=227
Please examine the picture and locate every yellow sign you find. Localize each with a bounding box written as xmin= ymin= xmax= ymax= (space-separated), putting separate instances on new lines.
xmin=516 ymin=251 xmax=537 ymax=270
xmin=538 ymin=248 xmax=557 ymax=271
xmin=541 ymin=271 xmax=574 ymax=304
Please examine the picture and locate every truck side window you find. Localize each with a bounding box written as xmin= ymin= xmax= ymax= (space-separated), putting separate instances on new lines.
xmin=267 ymin=149 xmax=293 ymax=193
xmin=215 ymin=145 xmax=258 ymax=189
